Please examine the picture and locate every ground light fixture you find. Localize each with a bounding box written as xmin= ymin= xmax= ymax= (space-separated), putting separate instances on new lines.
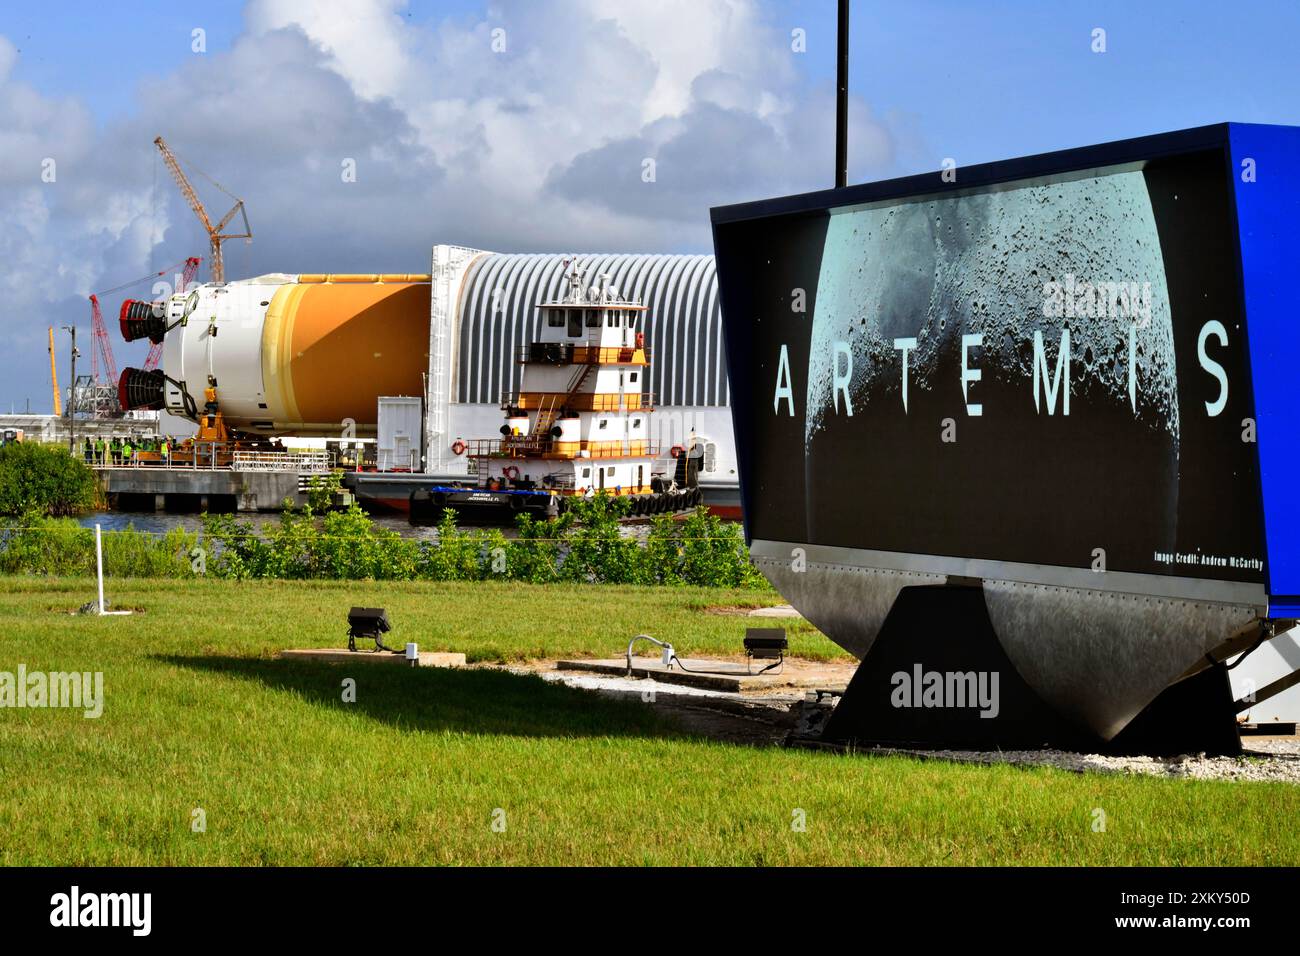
xmin=347 ymin=606 xmax=397 ymax=653
xmin=743 ymin=628 xmax=788 ymax=675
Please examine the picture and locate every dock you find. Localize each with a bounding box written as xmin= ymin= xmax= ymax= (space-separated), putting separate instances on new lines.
xmin=94 ymin=451 xmax=334 ymax=512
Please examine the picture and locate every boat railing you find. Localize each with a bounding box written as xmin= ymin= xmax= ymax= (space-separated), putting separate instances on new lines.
xmin=499 ymin=391 xmax=655 ymax=413
xmin=516 ymin=343 xmax=650 ymax=365
xmin=465 ymin=437 xmax=661 ymax=460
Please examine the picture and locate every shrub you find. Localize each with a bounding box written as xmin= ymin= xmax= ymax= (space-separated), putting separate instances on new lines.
xmin=559 ymin=494 xmax=647 ymax=584
xmin=306 ymin=473 xmax=342 ymax=512
xmin=199 ymin=513 xmax=270 ymax=580
xmin=182 ymin=495 xmax=770 ymax=588
xmin=0 ymin=443 xmax=99 ymax=516
xmin=504 ymin=511 xmax=568 ymax=584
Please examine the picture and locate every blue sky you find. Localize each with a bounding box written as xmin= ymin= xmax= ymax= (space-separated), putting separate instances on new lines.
xmin=8 ymin=1 xmax=1298 ymax=173
xmin=0 ymin=0 xmax=1297 ymax=410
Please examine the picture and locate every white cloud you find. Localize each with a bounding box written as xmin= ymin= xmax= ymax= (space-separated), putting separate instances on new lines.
xmin=0 ymin=0 xmax=901 ymax=407
xmin=245 ymin=0 xmax=412 ymax=100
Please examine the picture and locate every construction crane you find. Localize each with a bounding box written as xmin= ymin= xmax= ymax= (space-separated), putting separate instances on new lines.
xmin=47 ymin=327 xmax=62 ymax=416
xmin=88 ymin=294 xmax=119 ymax=391
xmin=154 ymin=136 xmax=251 ymax=283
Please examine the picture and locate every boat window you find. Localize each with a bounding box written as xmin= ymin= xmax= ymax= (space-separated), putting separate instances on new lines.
xmin=585 ymin=309 xmax=601 ymax=328
xmin=628 ymin=371 xmax=638 ymax=383
xmin=631 ymin=418 xmax=641 ymax=428
xmin=582 ymin=467 xmax=591 ymax=478
xmin=606 ymin=311 xmax=618 ymax=327
xmin=598 ymin=419 xmax=608 ymax=430
xmin=546 ymin=308 xmax=564 ymax=328
xmin=567 ymin=309 xmax=582 ymax=337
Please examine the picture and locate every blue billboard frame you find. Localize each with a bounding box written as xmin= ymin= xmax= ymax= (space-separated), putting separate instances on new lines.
xmin=1227 ymin=124 xmax=1300 ymax=617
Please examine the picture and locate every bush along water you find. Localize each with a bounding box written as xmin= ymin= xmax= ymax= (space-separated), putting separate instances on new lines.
xmin=0 ymin=494 xmax=767 ymax=588
xmin=0 ymin=513 xmax=196 ymax=577
xmin=0 ymin=443 xmax=100 ymax=516
xmin=194 ymin=495 xmax=767 ymax=587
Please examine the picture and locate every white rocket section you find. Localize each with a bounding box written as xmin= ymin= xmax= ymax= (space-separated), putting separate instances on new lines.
xmin=159 ymin=275 xmax=295 ymax=427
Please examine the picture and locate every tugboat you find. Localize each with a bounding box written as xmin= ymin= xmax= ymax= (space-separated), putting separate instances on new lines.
xmin=410 ymin=263 xmax=703 ymax=523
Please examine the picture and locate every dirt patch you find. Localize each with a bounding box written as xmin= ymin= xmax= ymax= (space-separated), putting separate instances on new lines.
xmin=700 ymin=604 xmax=771 ymax=616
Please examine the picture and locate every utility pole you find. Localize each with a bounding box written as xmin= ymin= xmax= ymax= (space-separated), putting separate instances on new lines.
xmin=62 ymin=325 xmax=79 ymax=452
xmin=836 ymin=0 xmax=850 ymax=189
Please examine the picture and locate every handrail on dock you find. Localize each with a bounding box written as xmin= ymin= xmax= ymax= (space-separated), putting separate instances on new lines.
xmin=87 ymin=448 xmax=332 ymax=474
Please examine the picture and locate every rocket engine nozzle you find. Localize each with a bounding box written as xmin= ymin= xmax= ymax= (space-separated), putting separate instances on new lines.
xmin=118 ymin=367 xmax=166 ymax=411
xmin=119 ymin=299 xmax=166 ymax=344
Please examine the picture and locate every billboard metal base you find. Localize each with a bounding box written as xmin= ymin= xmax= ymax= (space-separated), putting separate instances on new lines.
xmin=820 ymin=586 xmax=1241 ymax=756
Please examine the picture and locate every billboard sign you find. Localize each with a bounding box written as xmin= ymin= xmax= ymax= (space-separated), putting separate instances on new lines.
xmin=713 ymin=124 xmax=1299 ymax=612
xmin=712 ymin=124 xmax=1300 ymax=740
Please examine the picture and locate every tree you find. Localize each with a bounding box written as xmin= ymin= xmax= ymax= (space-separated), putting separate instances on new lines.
xmin=0 ymin=442 xmax=99 ymax=516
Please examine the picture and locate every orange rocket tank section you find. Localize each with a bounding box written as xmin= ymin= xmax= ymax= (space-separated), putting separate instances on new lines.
xmin=260 ymin=277 xmax=431 ymax=432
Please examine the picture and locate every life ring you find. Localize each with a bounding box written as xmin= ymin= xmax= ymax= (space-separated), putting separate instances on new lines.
xmin=451 ymin=439 xmax=466 ymax=456
xmin=670 ymin=444 xmax=685 ymax=458
xmin=502 ymin=465 xmax=520 ymax=481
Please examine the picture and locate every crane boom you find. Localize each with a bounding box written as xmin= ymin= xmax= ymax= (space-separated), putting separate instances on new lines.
xmin=88 ymin=294 xmax=119 ymax=387
xmin=48 ymin=327 xmax=62 ymax=416
xmin=153 ymin=137 xmax=251 ymax=283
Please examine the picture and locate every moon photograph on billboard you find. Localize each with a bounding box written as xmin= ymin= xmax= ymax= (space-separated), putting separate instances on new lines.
xmin=763 ymin=150 xmax=1261 ymax=583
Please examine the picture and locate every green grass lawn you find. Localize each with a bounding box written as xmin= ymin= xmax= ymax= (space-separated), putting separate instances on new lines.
xmin=1 ymin=575 xmax=1297 ymax=865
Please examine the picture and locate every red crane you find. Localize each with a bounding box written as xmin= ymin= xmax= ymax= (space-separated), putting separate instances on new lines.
xmin=88 ymin=293 xmax=120 ymax=389
xmin=142 ymin=257 xmax=200 ymax=371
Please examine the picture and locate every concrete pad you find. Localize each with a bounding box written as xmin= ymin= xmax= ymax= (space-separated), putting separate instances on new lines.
xmin=279 ymin=648 xmax=466 ymax=668
xmin=555 ymin=656 xmax=853 ymax=693
xmin=748 ymin=604 xmax=803 ymax=618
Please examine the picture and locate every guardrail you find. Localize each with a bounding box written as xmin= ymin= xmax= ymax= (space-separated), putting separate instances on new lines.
xmin=87 ymin=442 xmax=229 ymax=471
xmin=231 ymin=452 xmax=332 ymax=473
xmin=88 ymin=448 xmax=334 ymax=473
